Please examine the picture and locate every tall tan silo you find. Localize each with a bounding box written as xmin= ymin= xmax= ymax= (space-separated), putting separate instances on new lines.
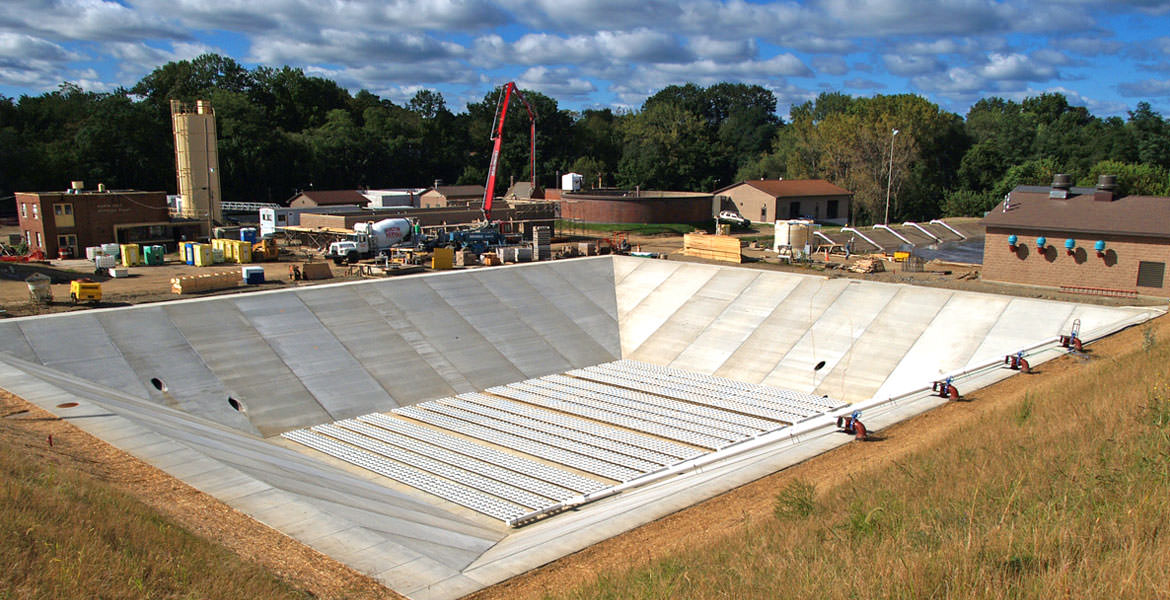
xmin=171 ymin=99 xmax=222 ymax=228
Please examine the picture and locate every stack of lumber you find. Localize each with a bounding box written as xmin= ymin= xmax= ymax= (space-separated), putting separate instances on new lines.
xmin=682 ymin=233 xmax=742 ymax=263
xmin=171 ymin=271 xmax=241 ymax=294
xmin=847 ymin=257 xmax=885 ymax=274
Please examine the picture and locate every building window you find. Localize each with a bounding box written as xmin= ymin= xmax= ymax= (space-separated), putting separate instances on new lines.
xmin=53 ymin=203 xmax=75 ymax=227
xmin=827 ymin=200 xmax=839 ymax=219
xmin=32 ymin=204 xmax=39 ymax=220
xmin=35 ymin=232 xmax=43 ymax=249
xmin=20 ymin=203 xmax=27 ymax=219
xmin=788 ymin=201 xmax=801 ymax=219
xmin=1137 ymin=261 xmax=1165 ymax=289
xmin=24 ymin=230 xmax=31 ymax=245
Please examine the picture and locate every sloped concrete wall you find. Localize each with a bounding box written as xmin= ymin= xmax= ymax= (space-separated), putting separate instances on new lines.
xmin=613 ymin=257 xmax=1156 ymax=403
xmin=0 ymin=258 xmax=620 ymax=436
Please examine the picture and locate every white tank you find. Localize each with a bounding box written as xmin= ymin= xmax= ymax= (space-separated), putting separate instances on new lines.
xmin=355 ymin=218 xmax=412 ymax=248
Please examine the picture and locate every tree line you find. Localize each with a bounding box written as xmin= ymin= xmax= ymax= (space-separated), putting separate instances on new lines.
xmin=2 ymin=53 xmax=1168 ymax=224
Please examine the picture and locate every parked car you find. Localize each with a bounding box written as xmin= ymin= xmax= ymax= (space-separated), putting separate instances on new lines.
xmin=717 ymin=210 xmax=751 ymax=228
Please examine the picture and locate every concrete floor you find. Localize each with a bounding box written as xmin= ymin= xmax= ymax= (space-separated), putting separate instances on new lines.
xmin=0 ymin=255 xmax=1160 ymax=599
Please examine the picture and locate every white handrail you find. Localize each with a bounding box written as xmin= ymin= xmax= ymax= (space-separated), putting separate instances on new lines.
xmin=929 ymin=219 xmax=966 ymax=239
xmin=873 ymin=224 xmax=914 ymax=245
xmin=841 ymin=227 xmax=883 ymax=252
xmin=903 ymin=221 xmax=942 ymax=242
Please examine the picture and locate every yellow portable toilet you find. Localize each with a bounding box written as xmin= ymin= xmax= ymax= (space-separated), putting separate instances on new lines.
xmin=235 ymin=240 xmax=252 ymax=264
xmin=193 ymin=243 xmax=214 ymax=267
xmin=120 ymin=244 xmax=141 ymax=267
xmin=431 ymin=247 xmax=455 ymax=270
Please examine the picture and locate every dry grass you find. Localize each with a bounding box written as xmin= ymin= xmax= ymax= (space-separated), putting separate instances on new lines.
xmin=0 ymin=435 xmax=311 ymax=599
xmin=550 ymin=321 xmax=1170 ymax=600
xmin=0 ymin=390 xmax=401 ymax=600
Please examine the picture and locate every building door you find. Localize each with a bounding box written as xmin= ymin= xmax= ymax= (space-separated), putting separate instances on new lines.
xmin=788 ymin=201 xmax=801 ymax=219
xmin=57 ymin=234 xmax=78 ymax=257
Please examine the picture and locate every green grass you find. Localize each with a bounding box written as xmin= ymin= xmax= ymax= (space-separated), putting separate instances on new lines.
xmin=0 ymin=431 xmax=312 ymax=599
xmin=549 ymin=320 xmax=1170 ymax=600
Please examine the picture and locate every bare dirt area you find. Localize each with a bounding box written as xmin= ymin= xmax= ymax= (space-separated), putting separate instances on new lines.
xmin=467 ymin=311 xmax=1170 ymax=600
xmin=0 ymin=252 xmax=361 ymax=318
xmin=0 ymin=388 xmax=403 ymax=600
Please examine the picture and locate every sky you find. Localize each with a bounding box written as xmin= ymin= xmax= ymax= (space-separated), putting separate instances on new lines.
xmin=2 ymin=0 xmax=1170 ymax=119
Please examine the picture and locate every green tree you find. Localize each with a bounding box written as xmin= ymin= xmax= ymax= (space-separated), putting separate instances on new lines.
xmin=617 ymin=102 xmax=711 ymax=190
xmin=1080 ymin=160 xmax=1170 ymax=196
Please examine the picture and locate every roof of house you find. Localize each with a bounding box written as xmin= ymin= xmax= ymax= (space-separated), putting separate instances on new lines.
xmin=291 ymin=190 xmax=368 ymax=206
xmin=713 ymin=179 xmax=852 ymax=197
xmin=505 ymin=182 xmax=543 ymax=200
xmin=983 ymin=186 xmax=1170 ymax=239
xmin=425 ymin=185 xmax=485 ymax=199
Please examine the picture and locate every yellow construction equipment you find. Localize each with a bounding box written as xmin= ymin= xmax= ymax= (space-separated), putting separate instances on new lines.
xmin=69 ymin=279 xmax=101 ymax=304
xmin=252 ymin=238 xmax=280 ymax=261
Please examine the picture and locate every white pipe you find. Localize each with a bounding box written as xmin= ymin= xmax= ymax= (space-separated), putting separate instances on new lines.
xmin=929 ymin=219 xmax=966 ymax=239
xmin=507 ymin=326 xmax=1124 ymax=528
xmin=903 ymin=221 xmax=941 ymax=242
xmin=873 ymin=224 xmax=914 ymax=246
xmin=813 ymin=230 xmax=836 ymax=246
xmin=841 ymin=227 xmax=883 ymax=252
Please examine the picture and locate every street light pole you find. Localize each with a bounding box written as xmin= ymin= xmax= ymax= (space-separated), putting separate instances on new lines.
xmin=884 ymin=128 xmax=899 ymax=226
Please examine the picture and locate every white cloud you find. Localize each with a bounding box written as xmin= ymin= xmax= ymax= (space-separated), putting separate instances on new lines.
xmin=884 ymin=54 xmax=944 ymax=76
xmin=1118 ymin=78 xmax=1170 ymax=97
xmin=978 ymin=52 xmax=1056 ymax=81
xmin=250 ymin=31 xmax=466 ymax=67
xmin=687 ymin=36 xmax=756 ymax=62
xmin=516 ymin=66 xmax=596 ymax=97
xmin=812 ymin=56 xmax=848 ymax=76
xmin=0 ymin=0 xmax=187 ymax=42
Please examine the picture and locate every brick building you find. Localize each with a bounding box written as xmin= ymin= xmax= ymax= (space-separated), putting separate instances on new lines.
xmin=982 ymin=175 xmax=1170 ymax=298
xmin=419 ymin=185 xmax=486 ymax=209
xmin=288 ymin=190 xmax=368 ymax=209
xmin=16 ymin=186 xmax=198 ymax=257
xmin=714 ymin=179 xmax=852 ymax=225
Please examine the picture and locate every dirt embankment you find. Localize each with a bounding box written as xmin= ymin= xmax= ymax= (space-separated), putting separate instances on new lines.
xmin=0 ymin=390 xmax=403 ymax=600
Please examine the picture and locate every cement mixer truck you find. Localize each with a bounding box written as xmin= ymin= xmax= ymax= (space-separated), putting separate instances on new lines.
xmin=326 ymin=218 xmax=415 ymax=264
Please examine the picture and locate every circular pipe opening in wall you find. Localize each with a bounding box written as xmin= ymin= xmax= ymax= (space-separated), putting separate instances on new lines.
xmin=228 ymin=397 xmax=246 ymax=413
xmin=150 ymin=377 xmax=167 ymax=392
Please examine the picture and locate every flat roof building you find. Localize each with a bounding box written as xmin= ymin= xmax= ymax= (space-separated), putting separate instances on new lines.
xmin=16 ymin=184 xmax=200 ymax=257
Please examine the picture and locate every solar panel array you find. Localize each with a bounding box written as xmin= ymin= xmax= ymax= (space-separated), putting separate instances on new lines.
xmin=282 ymin=360 xmax=842 ymax=525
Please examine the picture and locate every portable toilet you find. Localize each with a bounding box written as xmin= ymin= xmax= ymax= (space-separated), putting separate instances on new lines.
xmin=183 ymin=242 xmax=196 ymax=265
xmin=143 ymin=245 xmax=165 ymax=266
xmin=193 ymin=243 xmax=214 ymax=267
xmin=240 ymin=228 xmax=258 ymax=244
xmin=235 ymin=240 xmax=252 ymax=264
xmin=120 ymin=244 xmax=141 ymax=267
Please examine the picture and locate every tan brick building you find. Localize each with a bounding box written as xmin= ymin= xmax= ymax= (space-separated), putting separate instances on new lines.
xmin=16 ymin=186 xmax=176 ymax=258
xmin=982 ymin=176 xmax=1170 ymax=298
xmin=714 ymin=179 xmax=852 ymax=225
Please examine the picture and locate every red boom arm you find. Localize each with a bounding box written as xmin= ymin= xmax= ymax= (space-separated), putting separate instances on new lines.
xmin=482 ymin=82 xmax=537 ymax=221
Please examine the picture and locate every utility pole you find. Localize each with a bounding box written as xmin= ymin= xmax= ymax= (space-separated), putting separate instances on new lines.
xmin=884 ymin=128 xmax=899 ymax=226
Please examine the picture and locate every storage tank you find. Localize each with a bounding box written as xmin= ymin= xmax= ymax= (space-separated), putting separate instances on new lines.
xmin=773 ymin=219 xmax=818 ymax=257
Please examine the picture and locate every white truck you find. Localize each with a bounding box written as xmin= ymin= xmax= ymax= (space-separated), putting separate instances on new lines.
xmin=326 ymin=218 xmax=414 ymax=264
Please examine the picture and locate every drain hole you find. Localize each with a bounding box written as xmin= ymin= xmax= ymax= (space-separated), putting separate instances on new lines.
xmin=814 ymin=360 xmax=827 ymax=371
xmin=150 ymin=377 xmax=167 ymax=392
xmin=228 ymin=397 xmax=245 ymax=412
xmin=56 ymin=402 xmax=79 ymax=409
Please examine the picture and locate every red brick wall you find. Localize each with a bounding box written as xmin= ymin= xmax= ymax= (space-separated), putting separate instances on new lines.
xmin=982 ymin=226 xmax=1170 ymax=297
xmin=559 ymin=196 xmax=712 ymax=223
xmin=17 ymin=191 xmax=168 ymax=256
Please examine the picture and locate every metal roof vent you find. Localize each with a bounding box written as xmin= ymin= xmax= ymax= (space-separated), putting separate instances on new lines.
xmin=1095 ymin=174 xmax=1117 ymax=202
xmin=1049 ymin=174 xmax=1072 ymax=199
